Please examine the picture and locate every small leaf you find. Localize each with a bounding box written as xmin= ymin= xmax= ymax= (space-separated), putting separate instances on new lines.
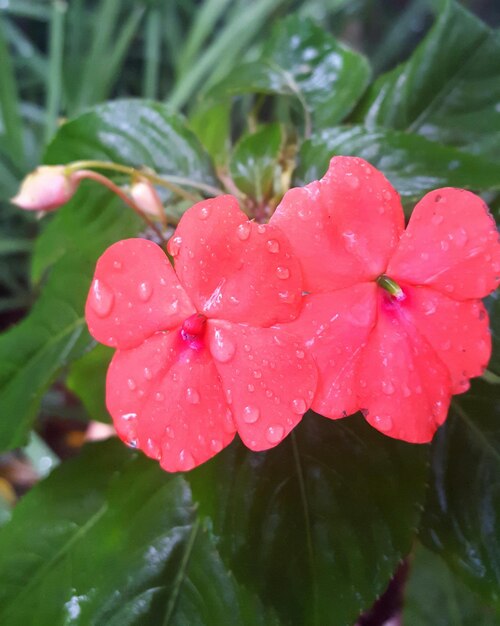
xmin=294 ymin=125 xmax=500 ymax=197
xmin=212 ymin=15 xmax=371 ymax=130
xmin=189 ymin=412 xmax=428 ymax=626
xmin=230 ymin=123 xmax=282 ymax=201
xmin=0 ymin=439 xmax=278 ymax=625
xmin=359 ymin=1 xmax=500 ymax=161
xmin=419 ymin=380 xmax=500 ymax=610
xmin=67 ymin=344 xmax=114 ymax=423
xmin=404 ymin=543 xmax=500 ymax=625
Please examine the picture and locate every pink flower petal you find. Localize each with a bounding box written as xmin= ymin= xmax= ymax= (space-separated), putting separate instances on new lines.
xmin=403 ymin=285 xmax=491 ymax=394
xmin=106 ymin=331 xmax=236 ymax=472
xmin=356 ymin=298 xmax=451 ymax=443
xmin=276 ymin=283 xmax=378 ymax=419
xmin=271 ymin=156 xmax=405 ymax=291
xmin=207 ymin=320 xmax=318 ymax=450
xmin=387 ymin=188 xmax=500 ymax=299
xmin=86 ymin=238 xmax=195 ymax=349
xmin=171 ymin=196 xmax=303 ymax=326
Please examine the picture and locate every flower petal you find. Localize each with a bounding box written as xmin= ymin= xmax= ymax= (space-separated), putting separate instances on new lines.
xmin=106 ymin=331 xmax=236 ymax=472
xmin=276 ymin=283 xmax=378 ymax=419
xmin=207 ymin=320 xmax=318 ymax=450
xmin=86 ymin=238 xmax=195 ymax=349
xmin=387 ymin=188 xmax=500 ymax=299
xmin=403 ymin=285 xmax=491 ymax=394
xmin=171 ymin=196 xmax=303 ymax=326
xmin=271 ymin=156 xmax=405 ymax=291
xmin=356 ymin=300 xmax=451 ymax=443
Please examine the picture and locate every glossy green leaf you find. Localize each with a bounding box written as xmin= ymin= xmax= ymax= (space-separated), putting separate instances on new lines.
xmin=44 ymin=99 xmax=217 ymax=189
xmin=419 ymin=380 xmax=500 ymax=609
xmin=359 ymin=1 xmax=500 ymax=160
xmin=212 ymin=15 xmax=370 ymax=131
xmin=189 ymin=101 xmax=231 ymax=166
xmin=0 ymin=439 xmax=278 ymax=626
xmin=67 ymin=344 xmax=113 ymax=423
xmin=486 ymin=291 xmax=500 ymax=377
xmin=230 ymin=123 xmax=282 ymax=201
xmin=189 ymin=412 xmax=428 ymax=626
xmin=404 ymin=544 xmax=499 ymax=626
xmin=294 ymin=125 xmax=500 ymax=196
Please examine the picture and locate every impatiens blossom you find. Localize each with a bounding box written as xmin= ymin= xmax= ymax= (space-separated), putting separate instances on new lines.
xmin=86 ymin=195 xmax=317 ymax=471
xmin=11 ymin=166 xmax=78 ymax=211
xmin=271 ymin=156 xmax=500 ymax=443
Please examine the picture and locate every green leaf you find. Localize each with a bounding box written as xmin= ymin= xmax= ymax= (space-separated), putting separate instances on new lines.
xmin=212 ymin=15 xmax=371 ymax=131
xmin=359 ymin=1 xmax=500 ymax=160
xmin=189 ymin=412 xmax=428 ymax=626
xmin=189 ymin=101 xmax=231 ymax=166
xmin=0 ymin=253 xmax=91 ymax=452
xmin=230 ymin=123 xmax=283 ymax=201
xmin=67 ymin=344 xmax=113 ymax=423
xmin=419 ymin=380 xmax=500 ymax=609
xmin=44 ymin=99 xmax=217 ymax=189
xmin=294 ymin=125 xmax=500 ymax=197
xmin=404 ymin=543 xmax=500 ymax=626
xmin=486 ymin=291 xmax=500 ymax=377
xmin=0 ymin=439 xmax=275 ymax=625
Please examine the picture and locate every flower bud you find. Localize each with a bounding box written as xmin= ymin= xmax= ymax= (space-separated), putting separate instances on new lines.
xmin=130 ymin=179 xmax=164 ymax=218
xmin=10 ymin=166 xmax=78 ymax=212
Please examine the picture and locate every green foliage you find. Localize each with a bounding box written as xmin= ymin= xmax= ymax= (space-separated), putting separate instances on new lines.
xmin=0 ymin=0 xmax=500 ymax=623
xmin=189 ymin=413 xmax=428 ymax=626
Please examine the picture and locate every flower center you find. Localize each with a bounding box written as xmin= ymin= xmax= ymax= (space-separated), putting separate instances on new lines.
xmin=181 ymin=313 xmax=207 ymax=340
xmin=376 ymin=274 xmax=405 ymax=301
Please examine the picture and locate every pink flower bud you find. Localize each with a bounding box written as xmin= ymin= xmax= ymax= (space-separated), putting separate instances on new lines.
xmin=130 ymin=179 xmax=164 ymax=218
xmin=10 ymin=166 xmax=78 ymax=212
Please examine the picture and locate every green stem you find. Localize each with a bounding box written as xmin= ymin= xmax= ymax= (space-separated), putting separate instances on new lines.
xmin=72 ymin=170 xmax=167 ymax=245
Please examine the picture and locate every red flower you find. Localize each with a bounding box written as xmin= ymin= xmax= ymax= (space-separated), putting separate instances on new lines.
xmin=271 ymin=157 xmax=500 ymax=443
xmin=85 ymin=196 xmax=317 ymax=471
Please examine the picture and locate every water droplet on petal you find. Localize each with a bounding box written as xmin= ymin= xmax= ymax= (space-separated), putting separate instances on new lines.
xmin=155 ymin=392 xmax=164 ymax=402
xmin=373 ymin=415 xmax=393 ymax=432
xmin=167 ymin=235 xmax=182 ymax=257
xmin=431 ymin=214 xmax=443 ymax=225
xmin=89 ymin=279 xmax=114 ymax=318
xmin=199 ymin=206 xmax=210 ymax=220
xmin=243 ymin=405 xmax=260 ymax=423
xmin=296 ymin=349 xmax=305 ymax=359
xmin=113 ymin=260 xmax=122 ymax=270
xmin=127 ymin=438 xmax=138 ymax=448
xmin=236 ymin=222 xmax=251 ymax=241
xmin=121 ymin=412 xmax=137 ymax=422
xmin=144 ymin=367 xmax=153 ymax=380
xmin=253 ymin=369 xmax=262 ymax=379
xmin=276 ymin=266 xmax=290 ymax=280
xmin=267 ymin=239 xmax=280 ymax=253
xmin=165 ymin=426 xmax=175 ymax=438
xmin=382 ymin=189 xmax=392 ymax=201
xmin=291 ymin=398 xmax=307 ymax=414
xmin=211 ymin=439 xmax=223 ymax=452
xmin=178 ymin=449 xmax=195 ymax=470
xmin=138 ymin=281 xmax=153 ymax=302
xmin=402 ymin=385 xmax=411 ymax=398
xmin=210 ymin=328 xmax=236 ymax=363
xmin=146 ymin=437 xmax=161 ymax=460
xmin=266 ymin=424 xmax=285 ymax=443
xmin=186 ymin=387 xmax=200 ymax=404
xmin=127 ymin=378 xmax=136 ymax=391
xmin=346 ymin=174 xmax=359 ymax=189
xmin=381 ymin=380 xmax=395 ymax=395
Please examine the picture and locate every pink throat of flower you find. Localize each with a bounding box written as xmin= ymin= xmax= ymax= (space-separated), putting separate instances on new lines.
xmin=376 ymin=274 xmax=406 ymax=301
xmin=181 ymin=313 xmax=207 ymax=344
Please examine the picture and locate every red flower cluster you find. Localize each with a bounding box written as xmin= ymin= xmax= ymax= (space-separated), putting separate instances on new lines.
xmin=86 ymin=157 xmax=500 ymax=470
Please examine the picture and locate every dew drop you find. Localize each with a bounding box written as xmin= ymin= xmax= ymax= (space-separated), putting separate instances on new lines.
xmin=138 ymin=281 xmax=153 ymax=302
xmin=296 ymin=349 xmax=305 ymax=359
xmin=291 ymin=398 xmax=307 ymax=414
xmin=346 ymin=174 xmax=360 ymax=189
xmin=146 ymin=438 xmax=161 ymax=460
xmin=236 ymin=222 xmax=251 ymax=241
xmin=266 ymin=425 xmax=285 ymax=443
xmin=178 ymin=449 xmax=196 ymax=470
xmin=199 ymin=206 xmax=210 ymax=220
xmin=298 ymin=206 xmax=312 ymax=220
xmin=444 ymin=284 xmax=454 ymax=293
xmin=113 ymin=260 xmax=122 ymax=270
xmin=382 ymin=189 xmax=392 ymax=201
xmin=127 ymin=438 xmax=138 ymax=448
xmin=144 ymin=367 xmax=153 ymax=380
xmin=431 ymin=214 xmax=443 ymax=225
xmin=243 ymin=405 xmax=260 ymax=423
xmin=276 ymin=266 xmax=290 ymax=280
xmin=155 ymin=392 xmax=164 ymax=402
xmin=381 ymin=380 xmax=395 ymax=395
xmin=165 ymin=426 xmax=175 ymax=438
xmin=127 ymin=378 xmax=137 ymax=391
xmin=402 ymin=385 xmax=411 ymax=398
xmin=121 ymin=412 xmax=137 ymax=422
xmin=210 ymin=328 xmax=236 ymax=363
xmin=186 ymin=387 xmax=200 ymax=404
xmin=253 ymin=369 xmax=262 ymax=379
xmin=167 ymin=235 xmax=182 ymax=257
xmin=247 ymin=383 xmax=255 ymax=392
xmin=211 ymin=439 xmax=223 ymax=452
xmin=89 ymin=279 xmax=114 ymax=318
xmin=374 ymin=415 xmax=393 ymax=432
xmin=267 ymin=239 xmax=280 ymax=253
